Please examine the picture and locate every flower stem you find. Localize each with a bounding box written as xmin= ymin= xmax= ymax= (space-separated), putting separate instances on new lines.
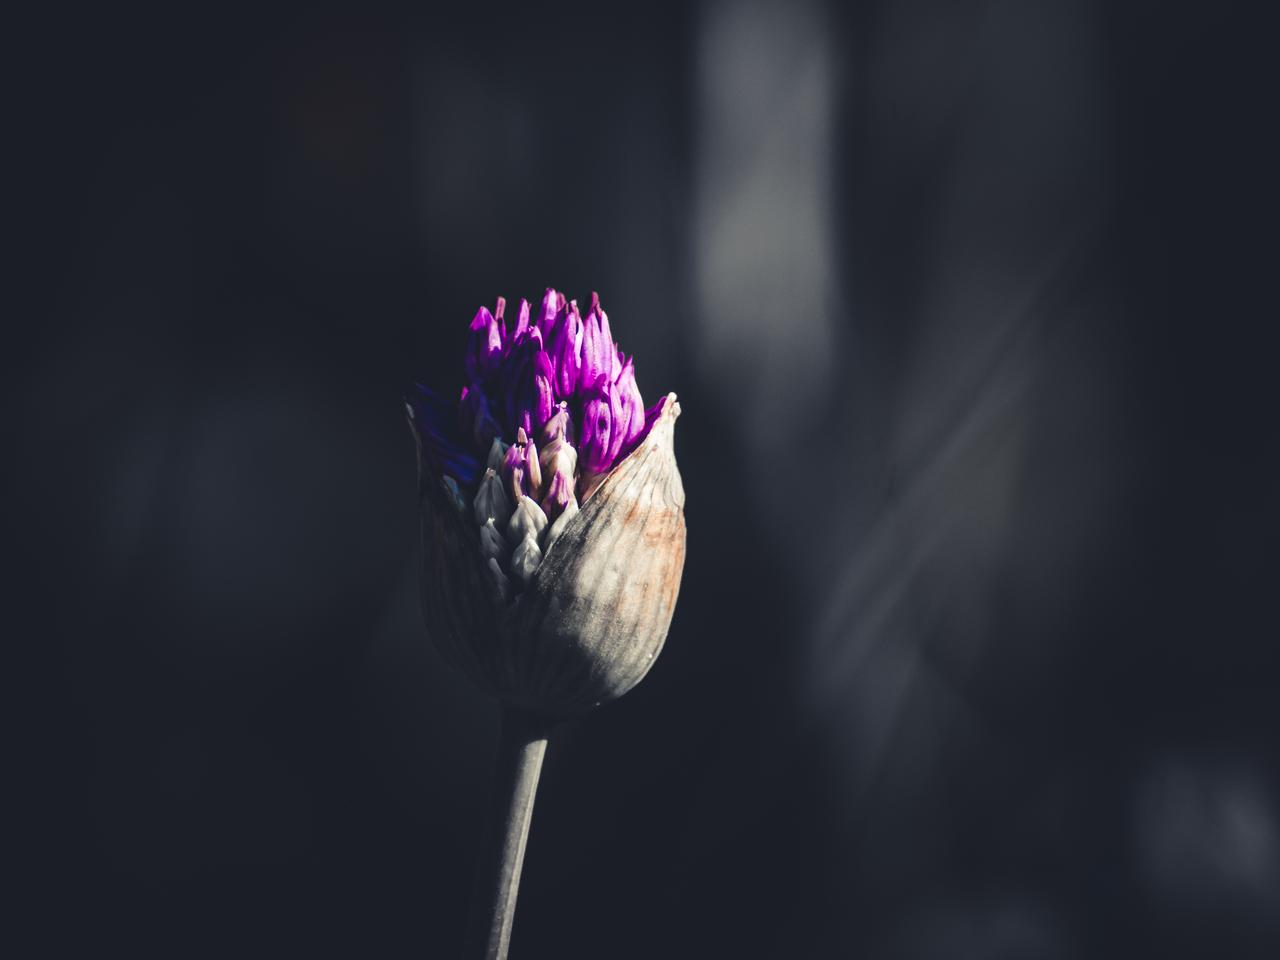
xmin=466 ymin=706 xmax=550 ymax=959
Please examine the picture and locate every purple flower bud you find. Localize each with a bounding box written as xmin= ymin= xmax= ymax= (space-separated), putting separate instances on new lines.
xmin=580 ymin=294 xmax=613 ymax=392
xmin=532 ymin=350 xmax=555 ymax=434
xmin=539 ymin=431 xmax=577 ymax=480
xmin=511 ymin=297 xmax=531 ymax=343
xmin=543 ymin=492 xmax=578 ymax=550
xmin=540 ymin=402 xmax=573 ymax=446
xmin=501 ymin=434 xmax=529 ymax=503
xmin=523 ymin=432 xmax=543 ymax=497
xmin=614 ymin=357 xmax=645 ymax=454
xmin=536 ymin=287 xmax=566 ymax=340
xmin=538 ymin=412 xmax=578 ymax=520
xmin=549 ymin=300 xmax=583 ymax=398
xmin=465 ymin=305 xmax=504 ymax=381
xmin=578 ymin=386 xmax=614 ymax=476
xmin=503 ymin=328 xmax=544 ymax=436
xmin=607 ymin=381 xmax=628 ymax=466
xmin=541 ymin=469 xmax=574 ymax=520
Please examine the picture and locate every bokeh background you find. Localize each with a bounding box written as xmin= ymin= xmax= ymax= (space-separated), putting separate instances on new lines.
xmin=17 ymin=1 xmax=1278 ymax=957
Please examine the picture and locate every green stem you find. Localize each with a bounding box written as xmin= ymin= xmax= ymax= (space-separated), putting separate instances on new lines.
xmin=467 ymin=706 xmax=550 ymax=960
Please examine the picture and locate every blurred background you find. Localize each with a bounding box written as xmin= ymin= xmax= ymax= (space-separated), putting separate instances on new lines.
xmin=15 ymin=1 xmax=1278 ymax=956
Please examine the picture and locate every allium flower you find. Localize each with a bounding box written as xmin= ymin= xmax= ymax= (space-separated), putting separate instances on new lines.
xmin=406 ymin=289 xmax=686 ymax=717
xmin=406 ymin=289 xmax=685 ymax=958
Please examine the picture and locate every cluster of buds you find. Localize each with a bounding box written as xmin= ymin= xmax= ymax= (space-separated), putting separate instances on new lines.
xmin=471 ymin=419 xmax=579 ymax=600
xmin=414 ymin=290 xmax=661 ymax=603
xmin=407 ymin=289 xmax=686 ymax=717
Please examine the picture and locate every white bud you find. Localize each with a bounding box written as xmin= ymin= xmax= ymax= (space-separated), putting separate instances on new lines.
xmin=540 ymin=438 xmax=577 ymax=481
xmin=487 ymin=557 xmax=512 ymax=602
xmin=474 ymin=469 xmax=512 ymax=527
xmin=486 ymin=437 xmax=509 ymax=472
xmin=510 ymin=534 xmax=543 ymax=582
xmin=479 ymin=517 xmax=505 ymax=559
xmin=543 ymin=494 xmax=579 ymax=550
xmin=506 ymin=495 xmax=548 ymax=546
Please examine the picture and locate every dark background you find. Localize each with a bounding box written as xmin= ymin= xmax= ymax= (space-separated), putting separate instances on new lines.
xmin=16 ymin=1 xmax=1278 ymax=957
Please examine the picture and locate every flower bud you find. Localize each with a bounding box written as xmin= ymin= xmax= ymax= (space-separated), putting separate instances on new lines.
xmin=485 ymin=437 xmax=509 ymax=472
xmin=510 ymin=535 xmax=543 ymax=583
xmin=540 ymin=467 xmax=575 ymax=521
xmin=501 ymin=439 xmax=529 ymax=503
xmin=542 ymin=492 xmax=578 ymax=549
xmin=510 ymin=297 xmax=530 ymax=342
xmin=465 ymin=305 xmax=505 ymax=382
xmin=479 ymin=517 xmax=506 ymax=560
xmin=474 ymin=469 xmax=512 ymax=528
xmin=523 ymin=434 xmax=543 ymax=497
xmin=540 ymin=402 xmax=573 ymax=445
xmin=411 ymin=287 xmax=686 ymax=720
xmin=550 ymin=301 xmax=583 ymax=397
xmin=580 ymin=294 xmax=613 ymax=391
xmin=532 ymin=350 xmax=555 ymax=435
xmin=578 ymin=387 xmax=614 ymax=476
xmin=539 ymin=437 xmax=577 ymax=489
xmin=506 ymin=495 xmax=548 ymax=546
xmin=614 ymin=357 xmax=645 ymax=454
xmin=536 ymin=287 xmax=566 ymax=339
